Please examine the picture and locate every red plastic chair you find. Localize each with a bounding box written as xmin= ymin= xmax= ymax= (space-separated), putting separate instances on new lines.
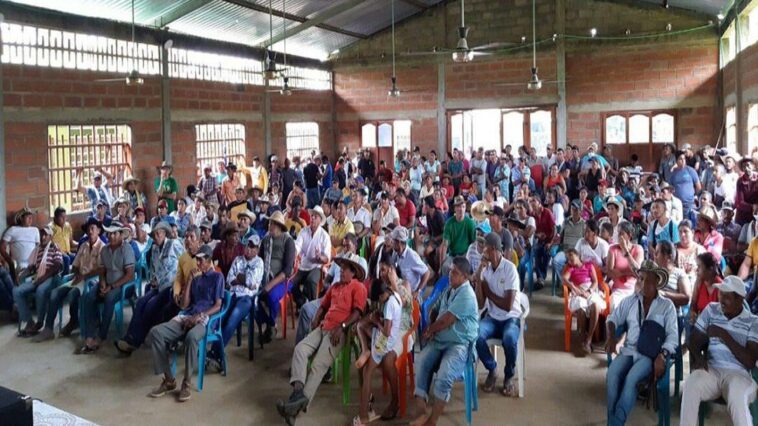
xmin=563 ymin=264 xmax=610 ymax=352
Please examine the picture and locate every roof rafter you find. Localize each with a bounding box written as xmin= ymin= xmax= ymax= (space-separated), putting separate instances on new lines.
xmin=153 ymin=0 xmax=214 ymax=27
xmin=262 ymin=0 xmax=370 ymax=47
xmin=222 ymin=0 xmax=368 ymax=40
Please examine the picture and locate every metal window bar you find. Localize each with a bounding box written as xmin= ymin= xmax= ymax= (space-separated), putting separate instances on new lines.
xmin=47 ymin=124 xmax=132 ymax=213
xmin=195 ymin=124 xmax=246 ymax=178
xmin=286 ymin=123 xmax=319 ymax=161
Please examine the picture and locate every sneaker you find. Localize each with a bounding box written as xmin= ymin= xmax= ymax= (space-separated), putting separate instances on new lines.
xmin=177 ymin=381 xmax=191 ymax=402
xmin=282 ymin=390 xmax=309 ymax=417
xmin=59 ymin=321 xmax=78 ymax=337
xmin=31 ymin=329 xmax=55 ymax=343
xmin=480 ymin=369 xmax=498 ymax=393
xmin=33 ymin=321 xmax=44 ymax=331
xmin=114 ymin=340 xmax=135 ymax=356
xmin=262 ymin=326 xmax=273 ymax=344
xmin=149 ymin=377 xmax=177 ymax=398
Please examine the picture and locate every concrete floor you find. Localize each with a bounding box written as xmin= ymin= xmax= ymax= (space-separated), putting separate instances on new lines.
xmin=0 ymin=291 xmax=730 ymax=426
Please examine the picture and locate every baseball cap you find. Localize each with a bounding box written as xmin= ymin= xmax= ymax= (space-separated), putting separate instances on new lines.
xmin=390 ymin=226 xmax=409 ymax=242
xmin=194 ymin=244 xmax=213 ymax=260
xmin=246 ymin=234 xmax=261 ymax=247
xmin=714 ymin=276 xmax=746 ymax=298
xmin=199 ymin=220 xmax=212 ymax=230
xmin=484 ymin=232 xmax=502 ymax=249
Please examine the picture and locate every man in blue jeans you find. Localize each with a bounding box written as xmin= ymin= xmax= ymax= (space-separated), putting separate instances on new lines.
xmin=78 ymin=221 xmax=135 ymax=354
xmin=14 ymin=226 xmax=63 ymax=337
xmin=605 ymin=260 xmax=678 ymax=426
xmin=208 ymin=234 xmax=264 ymax=368
xmin=411 ymin=256 xmax=478 ymax=426
xmin=473 ymin=232 xmax=522 ymax=396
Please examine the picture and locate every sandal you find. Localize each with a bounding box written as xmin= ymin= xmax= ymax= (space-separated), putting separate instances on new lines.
xmin=379 ymin=407 xmax=397 ymax=421
xmin=351 ymin=416 xmax=368 ymax=426
xmin=75 ymin=344 xmax=99 ymax=355
xmin=500 ymin=381 xmax=518 ymax=398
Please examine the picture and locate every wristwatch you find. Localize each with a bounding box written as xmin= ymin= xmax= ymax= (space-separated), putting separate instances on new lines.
xmin=341 ymin=322 xmax=347 ymax=332
xmin=660 ymin=349 xmax=670 ymax=359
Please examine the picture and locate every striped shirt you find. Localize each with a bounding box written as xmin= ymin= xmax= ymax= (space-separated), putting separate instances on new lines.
xmin=34 ymin=242 xmax=64 ymax=275
xmin=696 ymin=303 xmax=758 ymax=377
xmin=608 ymin=292 xmax=679 ymax=359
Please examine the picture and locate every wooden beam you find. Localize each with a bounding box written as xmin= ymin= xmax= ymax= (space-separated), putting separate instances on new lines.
xmin=222 ymin=0 xmax=367 ymax=40
xmin=263 ymin=0 xmax=369 ymax=47
xmin=400 ymin=0 xmax=429 ymax=9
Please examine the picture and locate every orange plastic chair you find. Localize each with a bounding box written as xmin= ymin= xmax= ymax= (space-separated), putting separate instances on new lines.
xmin=382 ymin=298 xmax=421 ymax=418
xmin=279 ymin=257 xmax=300 ymax=339
xmin=562 ymin=264 xmax=611 ymax=352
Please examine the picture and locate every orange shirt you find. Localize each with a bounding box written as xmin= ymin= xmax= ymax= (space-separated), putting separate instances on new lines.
xmin=319 ymin=278 xmax=367 ymax=331
xmin=221 ymin=175 xmax=241 ymax=204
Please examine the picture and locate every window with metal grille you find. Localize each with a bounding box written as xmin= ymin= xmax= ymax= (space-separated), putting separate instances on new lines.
xmin=195 ymin=124 xmax=246 ymax=178
xmin=47 ymin=124 xmax=132 ymax=213
xmin=286 ymin=122 xmax=320 ymax=160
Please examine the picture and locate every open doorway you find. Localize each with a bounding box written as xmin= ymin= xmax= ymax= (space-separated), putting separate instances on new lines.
xmin=449 ymin=107 xmax=556 ymax=159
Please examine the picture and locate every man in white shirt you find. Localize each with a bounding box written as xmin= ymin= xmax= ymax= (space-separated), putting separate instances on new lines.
xmin=661 ymin=183 xmax=683 ymax=224
xmin=347 ymin=189 xmax=371 ymax=239
xmin=681 ymin=276 xmax=758 ymax=426
xmin=471 ymin=149 xmax=488 ymax=198
xmin=389 ymin=226 xmax=429 ymax=298
xmin=291 ymin=206 xmax=332 ymax=309
xmin=574 ymin=219 xmax=609 ymax=267
xmin=474 ymin=232 xmax=522 ymax=397
xmin=1 ymin=208 xmax=40 ymax=280
xmin=373 ymin=193 xmax=400 ymax=229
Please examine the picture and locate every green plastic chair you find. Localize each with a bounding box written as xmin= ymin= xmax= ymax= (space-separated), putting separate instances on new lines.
xmin=696 ymin=367 xmax=758 ymax=425
xmin=331 ymin=334 xmax=360 ymax=405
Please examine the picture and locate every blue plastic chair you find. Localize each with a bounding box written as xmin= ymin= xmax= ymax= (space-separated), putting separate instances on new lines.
xmin=235 ymin=294 xmax=258 ymax=361
xmin=674 ymin=305 xmax=689 ymax=397
xmin=696 ymin=367 xmax=758 ymax=425
xmin=606 ymin=325 xmax=673 ymax=426
xmin=113 ymin=278 xmax=138 ymax=336
xmin=419 ymin=275 xmax=449 ymax=345
xmin=462 ymin=340 xmax=479 ymax=426
xmin=172 ymin=290 xmax=232 ymax=391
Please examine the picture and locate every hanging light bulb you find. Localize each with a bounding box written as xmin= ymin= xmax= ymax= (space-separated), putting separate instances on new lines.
xmin=280 ymin=77 xmax=292 ymax=96
xmin=388 ymin=76 xmax=400 ymax=98
xmin=388 ymin=0 xmax=400 ymax=97
xmin=521 ymin=35 xmax=527 ymax=43
xmin=665 ymin=23 xmax=672 ymax=32
xmin=452 ymin=27 xmax=474 ymax=63
xmin=528 ymin=67 xmax=542 ymax=90
xmin=625 ymin=28 xmax=631 ymax=36
xmin=662 ymin=0 xmax=669 ymax=9
xmin=590 ymin=28 xmax=597 ymax=37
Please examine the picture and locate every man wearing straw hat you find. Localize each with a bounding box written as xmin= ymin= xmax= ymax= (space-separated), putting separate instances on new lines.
xmin=292 ymin=206 xmax=331 ymax=310
xmin=123 ymin=175 xmax=147 ymax=212
xmin=77 ymin=221 xmax=135 ymax=354
xmin=75 ymin=166 xmax=115 ymax=214
xmin=257 ymin=211 xmax=297 ymax=343
xmin=681 ymin=275 xmax=758 ymax=426
xmin=605 ymin=260 xmax=678 ymax=426
xmin=277 ymin=253 xmax=367 ymax=424
xmin=197 ymin=165 xmax=220 ymax=206
xmin=155 ymin=161 xmax=178 ymax=213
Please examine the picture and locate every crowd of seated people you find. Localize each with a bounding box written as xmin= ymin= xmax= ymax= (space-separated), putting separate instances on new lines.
xmin=0 ymin=142 xmax=757 ymax=425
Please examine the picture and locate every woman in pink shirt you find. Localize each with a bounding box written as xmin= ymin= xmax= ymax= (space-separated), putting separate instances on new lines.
xmin=562 ymin=248 xmax=606 ymax=355
xmin=694 ymin=205 xmax=724 ymax=260
xmin=605 ymin=222 xmax=644 ymax=309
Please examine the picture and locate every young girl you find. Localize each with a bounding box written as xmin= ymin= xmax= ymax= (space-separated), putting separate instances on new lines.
xmin=354 ymin=270 xmax=406 ymax=425
xmin=562 ymin=248 xmax=606 ymax=355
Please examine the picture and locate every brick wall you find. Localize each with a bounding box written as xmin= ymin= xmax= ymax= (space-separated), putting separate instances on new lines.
xmin=333 ymin=0 xmax=720 ymax=157
xmin=724 ymin=41 xmax=758 ymax=152
xmin=2 ymin=64 xmax=333 ymax=227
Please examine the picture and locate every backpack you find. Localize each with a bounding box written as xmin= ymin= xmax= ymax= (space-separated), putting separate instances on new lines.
xmin=650 ymin=219 xmax=673 ymax=248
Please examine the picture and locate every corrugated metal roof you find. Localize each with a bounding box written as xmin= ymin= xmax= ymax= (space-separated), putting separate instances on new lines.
xmin=324 ymin=0 xmax=421 ymax=36
xmin=2 ymin=0 xmax=730 ymax=62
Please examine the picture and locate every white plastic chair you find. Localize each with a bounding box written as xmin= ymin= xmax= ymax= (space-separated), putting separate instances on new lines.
xmin=487 ymin=292 xmax=530 ymax=398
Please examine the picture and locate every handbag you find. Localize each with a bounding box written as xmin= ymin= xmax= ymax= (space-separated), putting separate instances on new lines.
xmin=636 ymin=298 xmax=666 ymax=359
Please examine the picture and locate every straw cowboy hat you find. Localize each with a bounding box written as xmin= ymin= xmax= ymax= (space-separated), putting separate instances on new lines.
xmin=334 ymin=253 xmax=367 ymax=282
xmin=470 ymin=201 xmax=493 ymax=223
xmin=697 ymin=205 xmax=720 ymax=227
xmin=268 ymin=211 xmax=287 ymax=231
xmin=638 ymin=260 xmax=669 ymax=290
xmin=103 ymin=221 xmax=131 ymax=237
xmin=14 ymin=207 xmax=34 ymax=225
xmin=237 ymin=210 xmax=257 ymax=222
xmin=309 ymin=206 xmax=327 ymax=223
xmin=123 ymin=176 xmax=140 ymax=186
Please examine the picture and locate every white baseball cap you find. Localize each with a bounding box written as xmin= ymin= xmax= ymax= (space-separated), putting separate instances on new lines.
xmin=714 ymin=275 xmax=746 ymax=298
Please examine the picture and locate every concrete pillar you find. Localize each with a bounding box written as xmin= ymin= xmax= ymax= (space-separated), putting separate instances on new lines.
xmin=161 ymin=45 xmax=172 ymax=163
xmin=0 ymin=29 xmax=6 ymax=233
xmin=735 ymin=14 xmax=745 ymax=154
xmin=264 ymin=81 xmax=272 ymax=157
xmin=437 ymin=62 xmax=447 ymax=157
xmin=555 ymin=0 xmax=567 ymax=149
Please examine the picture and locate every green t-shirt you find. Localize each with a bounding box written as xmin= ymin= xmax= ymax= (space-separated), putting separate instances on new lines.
xmin=154 ymin=176 xmax=179 ymax=213
xmin=433 ymin=281 xmax=478 ymax=348
xmin=443 ymin=216 xmax=477 ymax=256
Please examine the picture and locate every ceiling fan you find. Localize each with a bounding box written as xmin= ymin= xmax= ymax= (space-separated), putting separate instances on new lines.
xmin=265 ymin=0 xmax=308 ymax=95
xmin=261 ymin=0 xmax=287 ymax=81
xmin=95 ymin=0 xmax=144 ymax=85
xmin=494 ymin=0 xmax=565 ymax=90
xmin=402 ymin=0 xmax=516 ymax=61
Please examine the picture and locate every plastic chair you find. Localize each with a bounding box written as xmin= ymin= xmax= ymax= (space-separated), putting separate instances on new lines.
xmin=674 ymin=305 xmax=689 ymax=397
xmin=171 ymin=290 xmax=232 ymax=391
xmin=235 ymin=294 xmax=258 ymax=361
xmin=606 ymin=325 xmax=673 ymax=426
xmin=419 ymin=275 xmax=449 ymax=343
xmin=462 ymin=340 xmax=479 ymax=426
xmin=278 ymin=281 xmax=297 ymax=339
xmin=112 ymin=278 xmax=138 ymax=336
xmin=331 ymin=332 xmax=359 ymax=405
xmin=382 ymin=299 xmax=421 ymax=417
xmin=487 ymin=293 xmax=530 ymax=398
xmin=696 ymin=367 xmax=758 ymax=425
xmin=562 ymin=264 xmax=610 ymax=352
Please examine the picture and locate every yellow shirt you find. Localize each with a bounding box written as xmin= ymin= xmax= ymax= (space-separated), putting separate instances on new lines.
xmin=746 ymin=237 xmax=758 ymax=267
xmin=329 ymin=219 xmax=355 ymax=249
xmin=172 ymin=252 xmax=198 ymax=297
xmin=51 ymin=222 xmax=73 ymax=254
